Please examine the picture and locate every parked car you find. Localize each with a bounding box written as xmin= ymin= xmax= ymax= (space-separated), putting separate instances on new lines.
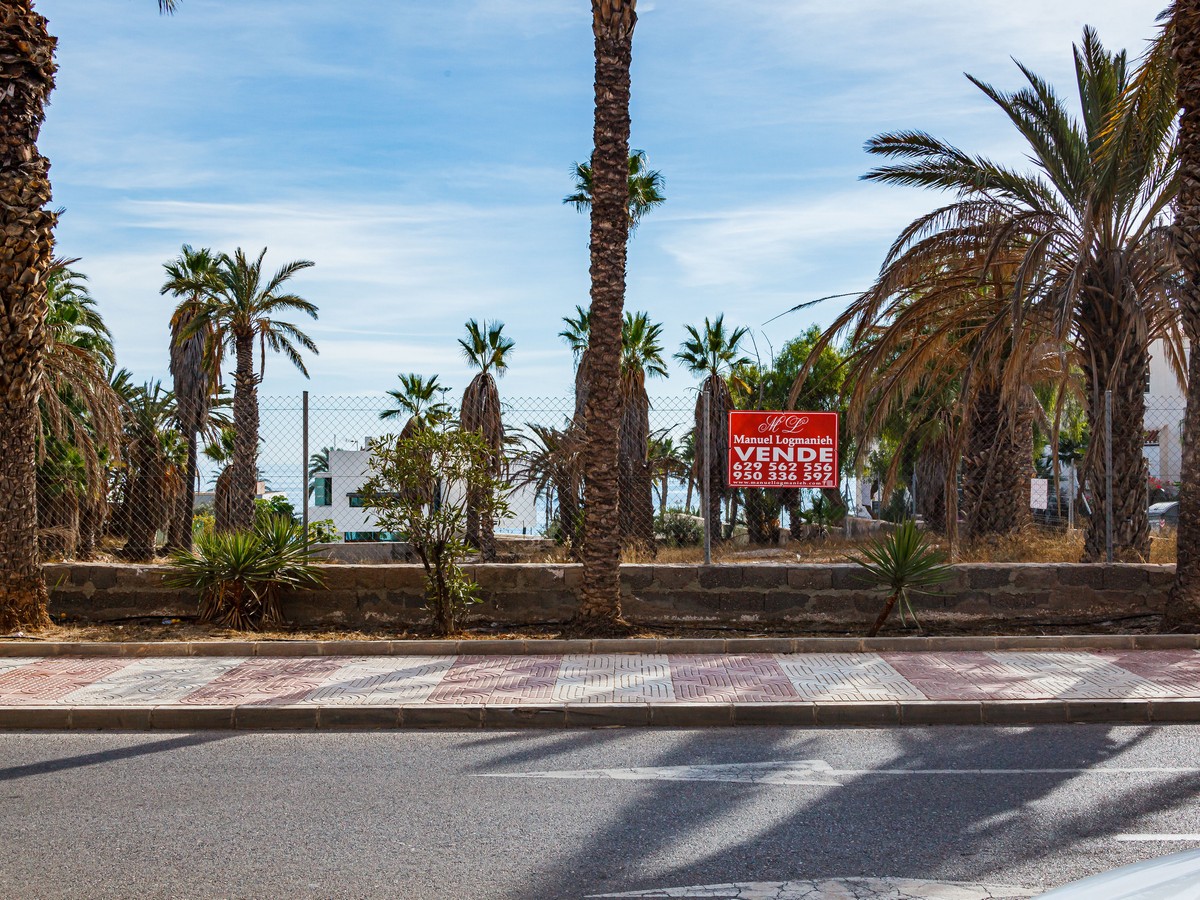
xmin=1148 ymin=501 xmax=1180 ymax=532
xmin=1034 ymin=847 xmax=1200 ymax=897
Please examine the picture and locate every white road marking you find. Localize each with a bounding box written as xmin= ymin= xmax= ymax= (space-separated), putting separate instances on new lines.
xmin=587 ymin=878 xmax=1035 ymax=899
xmin=1114 ymin=834 xmax=1200 ymax=842
xmin=478 ymin=760 xmax=1200 ymax=786
xmin=480 ymin=761 xmax=843 ymax=786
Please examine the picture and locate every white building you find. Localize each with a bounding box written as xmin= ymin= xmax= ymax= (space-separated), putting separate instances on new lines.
xmin=307 ymin=447 xmax=546 ymax=542
xmin=1145 ymin=339 xmax=1187 ymax=484
xmin=307 ymin=449 xmax=384 ymax=541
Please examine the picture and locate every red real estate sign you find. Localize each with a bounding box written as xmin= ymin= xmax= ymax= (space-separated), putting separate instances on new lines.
xmin=727 ymin=411 xmax=839 ymax=489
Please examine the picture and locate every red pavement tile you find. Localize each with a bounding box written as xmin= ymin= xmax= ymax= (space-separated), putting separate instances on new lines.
xmin=0 ymin=658 xmax=131 ymax=704
xmin=1095 ymin=650 xmax=1200 ymax=696
xmin=179 ymin=658 xmax=345 ymax=706
xmin=883 ymin=652 xmax=1038 ymax=700
xmin=428 ymin=656 xmax=563 ymax=704
xmin=670 ymin=655 xmax=799 ymax=703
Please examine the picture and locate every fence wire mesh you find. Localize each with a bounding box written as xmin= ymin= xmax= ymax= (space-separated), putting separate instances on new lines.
xmin=38 ymin=391 xmax=1188 ymax=562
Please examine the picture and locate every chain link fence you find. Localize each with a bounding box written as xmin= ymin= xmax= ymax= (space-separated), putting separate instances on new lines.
xmin=36 ymin=390 xmax=1189 ymax=562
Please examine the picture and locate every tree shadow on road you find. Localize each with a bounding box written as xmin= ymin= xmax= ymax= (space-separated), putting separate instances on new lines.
xmin=0 ymin=732 xmax=231 ymax=782
xmin=493 ymin=723 xmax=1184 ymax=899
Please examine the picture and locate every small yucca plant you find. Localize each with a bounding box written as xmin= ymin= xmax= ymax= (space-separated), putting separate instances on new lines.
xmin=849 ymin=519 xmax=951 ymax=637
xmin=166 ymin=516 xmax=324 ymax=631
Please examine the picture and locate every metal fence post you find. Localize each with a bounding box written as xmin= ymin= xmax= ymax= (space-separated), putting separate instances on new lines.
xmin=1105 ymin=389 xmax=1113 ymax=564
xmin=1068 ymin=464 xmax=1075 ymax=531
xmin=703 ymin=387 xmax=712 ymax=566
xmin=302 ymin=390 xmax=310 ymax=541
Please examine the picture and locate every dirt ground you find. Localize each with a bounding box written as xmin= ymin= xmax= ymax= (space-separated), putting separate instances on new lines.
xmin=13 ymin=611 xmax=1165 ymax=644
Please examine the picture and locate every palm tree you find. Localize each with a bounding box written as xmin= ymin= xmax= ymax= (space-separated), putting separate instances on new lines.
xmin=574 ymin=0 xmax=638 ymax=630
xmin=647 ymin=431 xmax=689 ymax=517
xmin=513 ymin=423 xmax=585 ymax=552
xmin=161 ymin=244 xmax=220 ymax=552
xmin=1167 ymin=2 xmax=1200 ymax=626
xmin=560 ymin=308 xmax=667 ymax=548
xmin=184 ymin=248 xmax=318 ymax=531
xmin=307 ymin=446 xmax=331 ymax=499
xmin=858 ymin=29 xmax=1179 ymax=560
xmin=39 ymin=263 xmax=123 ymax=559
xmin=618 ymin=311 xmax=668 ymax=549
xmin=459 ymin=319 xmax=512 ymax=561
xmin=675 ymin=315 xmax=750 ymax=542
xmin=563 ymin=148 xmax=665 ymax=436
xmin=564 ymin=149 xmax=665 ymax=233
xmin=381 ymin=373 xmax=451 ymax=437
xmin=118 ymin=381 xmax=182 ymax=560
xmin=0 ymin=0 xmax=177 ymax=630
xmin=204 ymin=426 xmax=237 ymax=529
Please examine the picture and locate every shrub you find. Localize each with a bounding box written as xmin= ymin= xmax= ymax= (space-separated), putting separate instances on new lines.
xmin=360 ymin=426 xmax=509 ymax=635
xmin=848 ymin=519 xmax=950 ymax=637
xmin=255 ymin=495 xmax=297 ymax=527
xmin=307 ymin=519 xmax=340 ymax=543
xmin=166 ymin=516 xmax=324 ymax=631
xmin=655 ymin=507 xmax=702 ymax=547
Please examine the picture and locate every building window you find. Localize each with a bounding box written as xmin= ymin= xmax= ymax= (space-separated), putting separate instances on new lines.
xmin=348 ymin=494 xmax=366 ymax=508
xmin=313 ymin=477 xmax=331 ymax=507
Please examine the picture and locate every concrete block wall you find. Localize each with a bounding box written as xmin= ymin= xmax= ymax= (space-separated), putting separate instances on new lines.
xmin=43 ymin=562 xmax=1172 ymax=630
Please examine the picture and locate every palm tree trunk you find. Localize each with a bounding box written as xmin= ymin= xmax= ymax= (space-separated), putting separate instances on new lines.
xmin=124 ymin=445 xmax=163 ymax=561
xmin=0 ymin=2 xmax=56 ymax=631
xmin=168 ymin=432 xmax=198 ymax=552
xmin=168 ymin=434 xmax=198 ymax=554
xmin=577 ymin=0 xmax=636 ymax=630
xmin=77 ymin=492 xmax=102 ymax=561
xmin=961 ymin=385 xmax=1031 ymax=541
xmin=1168 ymin=1 xmax=1200 ymax=628
xmin=914 ymin=439 xmax=949 ymax=533
xmin=618 ymin=386 xmax=655 ymax=552
xmin=695 ymin=374 xmax=729 ymax=544
xmin=229 ymin=331 xmax=259 ymax=531
xmin=1078 ymin=301 xmax=1151 ymax=562
xmin=214 ymin=466 xmax=234 ymax=532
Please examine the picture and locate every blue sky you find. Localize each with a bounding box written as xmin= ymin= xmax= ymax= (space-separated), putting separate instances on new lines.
xmin=40 ymin=0 xmax=1165 ymax=402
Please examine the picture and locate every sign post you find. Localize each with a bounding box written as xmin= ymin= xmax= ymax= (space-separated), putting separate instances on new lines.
xmin=727 ymin=411 xmax=839 ymax=490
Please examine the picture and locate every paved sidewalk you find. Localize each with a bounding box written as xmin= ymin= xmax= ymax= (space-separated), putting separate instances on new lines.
xmin=3 ymin=649 xmax=1200 ymax=728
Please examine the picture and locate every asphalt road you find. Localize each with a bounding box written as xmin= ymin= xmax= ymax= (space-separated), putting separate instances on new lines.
xmin=1 ymin=725 xmax=1199 ymax=899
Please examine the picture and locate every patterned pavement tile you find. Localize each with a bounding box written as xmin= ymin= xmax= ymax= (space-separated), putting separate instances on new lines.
xmin=882 ymin=652 xmax=998 ymax=700
xmin=0 ymin=657 xmax=132 ymax=704
xmin=983 ymin=652 xmax=1164 ymax=699
xmin=429 ymin=656 xmax=564 ymax=705
xmin=0 ymin=659 xmax=40 ymax=679
xmin=301 ymin=656 xmax=457 ymax=705
xmin=553 ymin=654 xmax=674 ymax=703
xmin=670 ymin=655 xmax=800 ymax=703
xmin=775 ymin=653 xmax=925 ymax=701
xmin=1094 ymin=650 xmax=1200 ymax=697
xmin=58 ymin=657 xmax=247 ymax=706
xmin=179 ymin=658 xmax=345 ymax=706
xmin=884 ymin=652 xmax=1164 ymax=700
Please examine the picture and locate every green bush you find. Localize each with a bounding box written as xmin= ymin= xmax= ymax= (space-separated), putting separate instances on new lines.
xmin=360 ymin=426 xmax=509 ymax=635
xmin=307 ymin=519 xmax=340 ymax=543
xmin=255 ymin=495 xmax=297 ymax=526
xmin=166 ymin=516 xmax=324 ymax=631
xmin=655 ymin=508 xmax=702 ymax=547
xmin=848 ymin=519 xmax=950 ymax=637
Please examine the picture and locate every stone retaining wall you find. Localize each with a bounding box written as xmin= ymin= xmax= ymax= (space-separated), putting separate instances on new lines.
xmin=43 ymin=562 xmax=1171 ymax=629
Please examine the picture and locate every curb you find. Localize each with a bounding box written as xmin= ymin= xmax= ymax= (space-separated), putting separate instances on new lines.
xmin=3 ymin=698 xmax=1199 ymax=730
xmin=0 ymin=634 xmax=1196 ymax=657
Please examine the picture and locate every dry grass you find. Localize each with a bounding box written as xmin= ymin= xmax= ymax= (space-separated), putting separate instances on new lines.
xmin=617 ymin=526 xmax=1178 ymax=566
